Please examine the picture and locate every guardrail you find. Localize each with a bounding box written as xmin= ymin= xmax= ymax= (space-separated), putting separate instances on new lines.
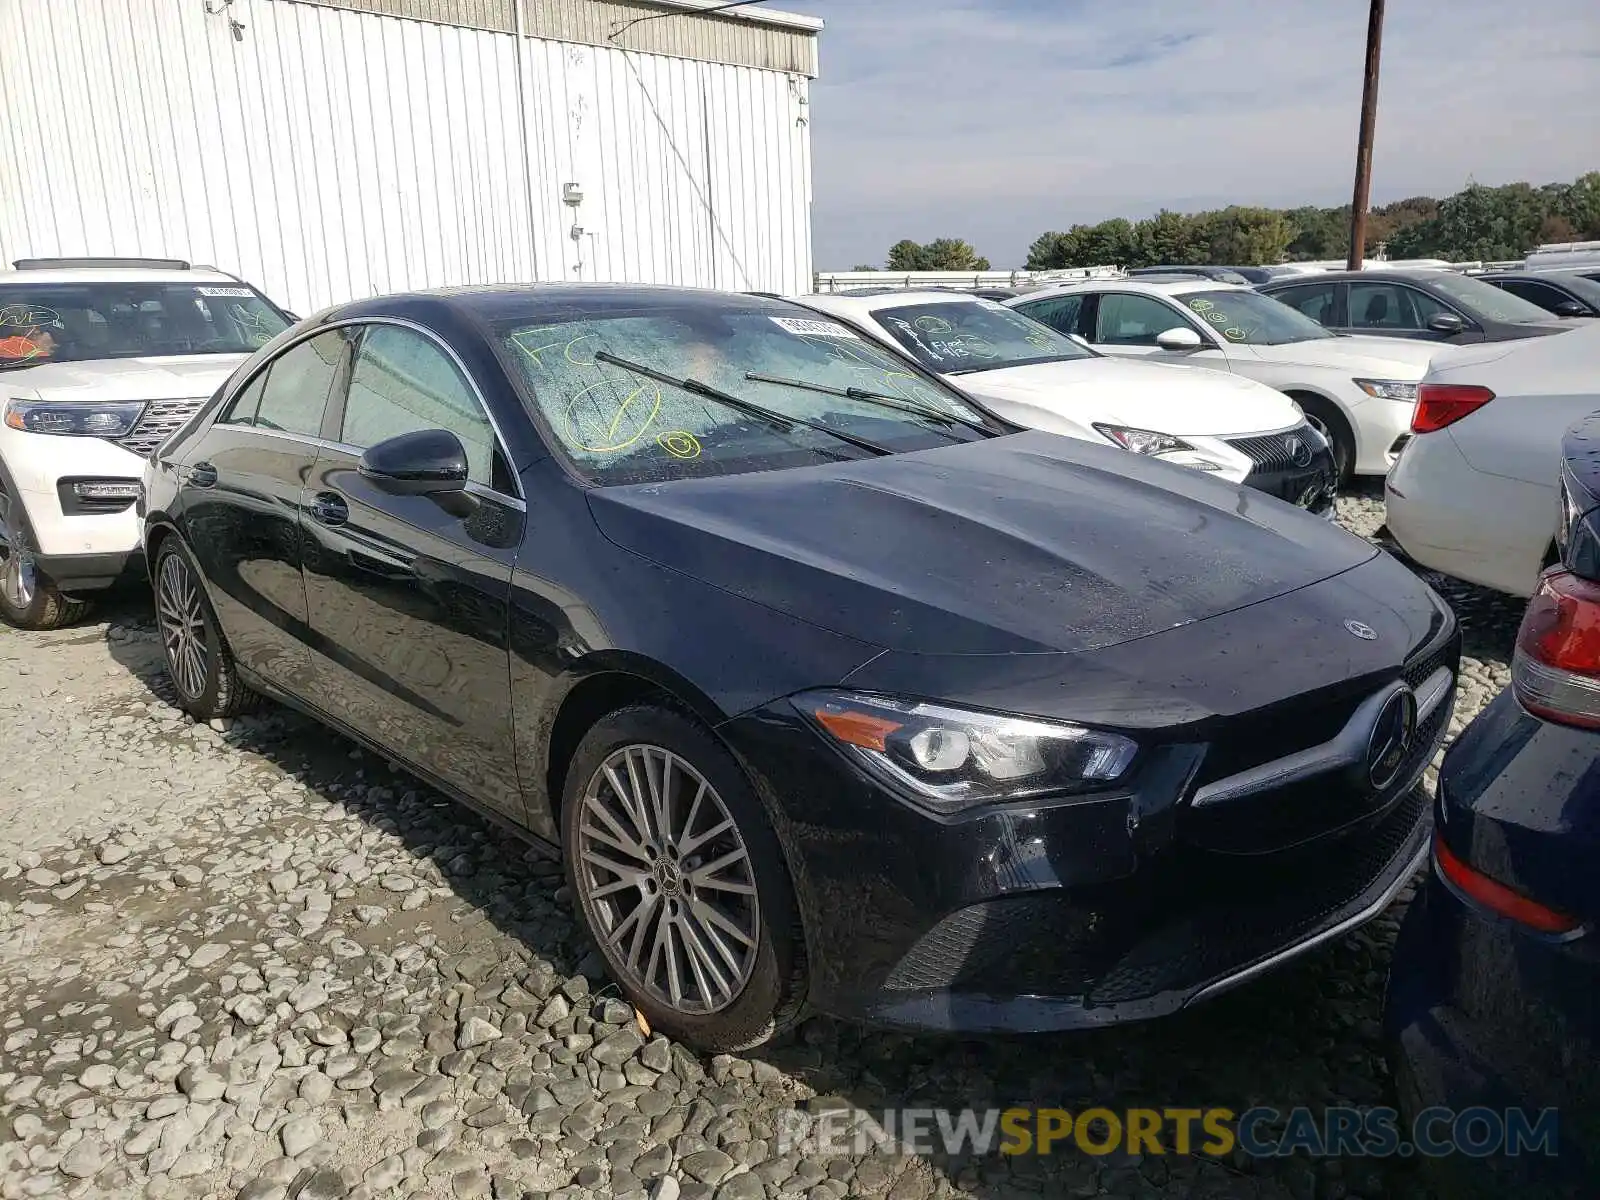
xmin=815 ymin=259 xmax=1539 ymax=292
xmin=812 ymin=267 xmax=1123 ymax=292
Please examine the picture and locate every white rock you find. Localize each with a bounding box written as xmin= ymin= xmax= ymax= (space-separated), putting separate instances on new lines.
xmin=188 ymin=943 xmax=230 ymax=970
xmin=280 ymin=1115 xmax=320 ymax=1158
xmin=288 ymin=982 xmax=328 ymax=1013
xmin=78 ymin=1065 xmax=116 ymax=1091
xmin=58 ymin=1137 xmax=108 ymax=1179
xmin=154 ymin=1000 xmax=196 ymax=1032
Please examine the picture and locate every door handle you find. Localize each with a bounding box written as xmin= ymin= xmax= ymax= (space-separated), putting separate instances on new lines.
xmin=309 ymin=492 xmax=349 ymax=527
xmin=187 ymin=462 xmax=218 ymax=489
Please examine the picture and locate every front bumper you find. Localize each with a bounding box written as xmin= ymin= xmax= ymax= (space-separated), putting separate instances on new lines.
xmin=35 ymin=548 xmax=146 ymax=593
xmin=0 ymin=425 xmax=146 ymax=564
xmin=1187 ymin=423 xmax=1337 ymax=512
xmin=724 ymin=622 xmax=1456 ymax=1033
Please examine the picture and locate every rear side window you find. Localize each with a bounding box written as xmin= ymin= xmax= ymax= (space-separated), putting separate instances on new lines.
xmin=341 ymin=325 xmax=498 ymax=486
xmin=1015 ymin=294 xmax=1086 ymax=337
xmin=218 ymin=371 xmax=267 ymax=426
xmin=251 ymin=331 xmax=349 ymax=437
xmin=1271 ymin=282 xmax=1338 ymax=325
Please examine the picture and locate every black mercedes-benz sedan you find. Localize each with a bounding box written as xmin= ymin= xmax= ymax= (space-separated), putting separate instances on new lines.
xmin=140 ymin=285 xmax=1458 ymax=1051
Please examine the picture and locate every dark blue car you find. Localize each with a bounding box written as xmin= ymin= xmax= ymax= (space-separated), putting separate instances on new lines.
xmin=1385 ymin=411 xmax=1600 ymax=1197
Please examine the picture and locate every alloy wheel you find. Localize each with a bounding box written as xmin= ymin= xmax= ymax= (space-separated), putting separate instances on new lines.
xmin=157 ymin=553 xmax=209 ymax=700
xmin=576 ymin=745 xmax=760 ymax=1014
xmin=0 ymin=530 xmax=35 ymax=612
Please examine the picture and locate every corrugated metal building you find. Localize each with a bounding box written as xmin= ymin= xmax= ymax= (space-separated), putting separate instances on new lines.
xmin=0 ymin=0 xmax=820 ymax=312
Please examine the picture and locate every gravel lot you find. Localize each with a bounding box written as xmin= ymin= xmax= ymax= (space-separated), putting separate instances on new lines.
xmin=0 ymin=483 xmax=1527 ymax=1200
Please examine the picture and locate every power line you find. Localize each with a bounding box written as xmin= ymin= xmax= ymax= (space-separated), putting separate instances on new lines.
xmin=608 ymin=0 xmax=781 ymax=44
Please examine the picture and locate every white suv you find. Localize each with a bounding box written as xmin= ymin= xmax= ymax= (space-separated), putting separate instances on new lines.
xmin=0 ymin=258 xmax=293 ymax=628
xmin=1006 ymin=278 xmax=1442 ymax=481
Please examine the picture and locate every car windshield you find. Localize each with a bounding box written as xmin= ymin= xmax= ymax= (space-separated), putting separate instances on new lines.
xmin=0 ymin=282 xmax=290 ymax=366
xmin=497 ymin=302 xmax=997 ymax=486
xmin=1428 ymin=272 xmax=1563 ymax=324
xmin=868 ymin=299 xmax=1092 ymax=374
xmin=1178 ymin=289 xmax=1335 ymax=345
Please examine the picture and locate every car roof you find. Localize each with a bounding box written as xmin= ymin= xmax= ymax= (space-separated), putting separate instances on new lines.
xmin=1009 ymin=278 xmax=1252 ymax=302
xmin=801 ymin=289 xmax=991 ymax=317
xmin=1262 ymin=269 xmax=1453 ymax=286
xmin=0 ymin=266 xmax=245 ymax=286
xmin=1478 ymin=270 xmax=1583 ymax=284
xmin=319 ymin=283 xmax=820 ymax=326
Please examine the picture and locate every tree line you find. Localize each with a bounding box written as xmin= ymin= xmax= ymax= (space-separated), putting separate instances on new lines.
xmin=857 ymin=173 xmax=1599 ymax=272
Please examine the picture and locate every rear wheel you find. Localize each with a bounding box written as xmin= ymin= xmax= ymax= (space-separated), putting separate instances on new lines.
xmin=562 ymin=704 xmax=805 ymax=1053
xmin=1293 ymin=393 xmax=1356 ymax=486
xmin=153 ymin=539 xmax=257 ymax=720
xmin=0 ymin=517 xmax=90 ymax=631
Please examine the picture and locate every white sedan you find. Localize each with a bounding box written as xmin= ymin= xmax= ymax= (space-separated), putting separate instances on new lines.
xmin=1385 ymin=323 xmax=1600 ymax=596
xmin=799 ymin=291 xmax=1338 ymax=512
xmin=1004 ymin=278 xmax=1442 ymax=482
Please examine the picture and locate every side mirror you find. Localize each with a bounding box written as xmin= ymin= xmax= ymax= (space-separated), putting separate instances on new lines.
xmin=1426 ymin=312 xmax=1465 ymax=335
xmin=1155 ymin=326 xmax=1204 ymax=351
xmin=1554 ymin=300 xmax=1587 ymax=318
xmin=359 ymin=428 xmax=469 ymax=496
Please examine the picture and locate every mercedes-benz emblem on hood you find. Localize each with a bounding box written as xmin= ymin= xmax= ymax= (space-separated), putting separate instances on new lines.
xmin=1286 ymin=436 xmax=1313 ymax=468
xmin=1367 ymin=686 xmax=1418 ymax=790
xmin=1344 ymin=620 xmax=1378 ymax=641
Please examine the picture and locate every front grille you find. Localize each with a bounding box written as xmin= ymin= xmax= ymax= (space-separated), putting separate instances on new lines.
xmin=881 ymin=786 xmax=1430 ymax=1005
xmin=1180 ymin=615 xmax=1459 ymax=854
xmin=1227 ymin=423 xmax=1319 ymax=471
xmin=1086 ymin=786 xmax=1428 ymax=1006
xmin=114 ymin=397 xmax=207 ymax=457
xmin=884 ymin=897 xmax=1104 ymax=991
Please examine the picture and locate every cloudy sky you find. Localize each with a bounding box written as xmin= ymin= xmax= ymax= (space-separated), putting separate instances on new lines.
xmin=773 ymin=0 xmax=1600 ymax=269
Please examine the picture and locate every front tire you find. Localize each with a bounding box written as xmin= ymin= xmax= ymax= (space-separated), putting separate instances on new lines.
xmin=1294 ymin=394 xmax=1356 ymax=486
xmin=562 ymin=704 xmax=805 ymax=1053
xmin=153 ymin=539 xmax=257 ymax=720
xmin=0 ymin=521 xmax=90 ymax=631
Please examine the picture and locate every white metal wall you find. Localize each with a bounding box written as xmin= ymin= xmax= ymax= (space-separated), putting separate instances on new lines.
xmin=0 ymin=0 xmax=815 ymax=313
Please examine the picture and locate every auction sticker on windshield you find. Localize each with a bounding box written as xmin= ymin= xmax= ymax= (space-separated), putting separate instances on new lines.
xmin=197 ymin=287 xmax=255 ymax=298
xmin=770 ymin=317 xmax=861 ymax=339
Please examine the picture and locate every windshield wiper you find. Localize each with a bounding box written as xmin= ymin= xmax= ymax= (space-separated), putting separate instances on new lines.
xmin=0 ymin=357 xmax=46 ymax=372
xmin=592 ymin=351 xmax=892 ymax=457
xmin=743 ymin=372 xmax=992 ymax=438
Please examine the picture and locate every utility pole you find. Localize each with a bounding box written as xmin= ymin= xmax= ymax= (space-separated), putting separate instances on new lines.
xmin=1347 ymin=0 xmax=1386 ymax=270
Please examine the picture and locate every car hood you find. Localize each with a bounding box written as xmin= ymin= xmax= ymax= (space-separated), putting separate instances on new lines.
xmin=1242 ymin=335 xmax=1438 ymax=376
xmin=951 ymin=357 xmax=1302 ymax=438
xmin=587 ymin=431 xmax=1376 ymax=655
xmin=1 ymin=355 xmax=246 ymax=403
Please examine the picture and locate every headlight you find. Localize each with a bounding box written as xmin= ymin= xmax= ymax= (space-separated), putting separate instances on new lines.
xmin=796 ymin=690 xmax=1138 ymax=815
xmin=3 ymin=399 xmax=147 ymax=437
xmin=1092 ymin=424 xmax=1225 ymax=471
xmin=1353 ymin=379 xmax=1418 ymax=401
xmin=1093 ymin=423 xmax=1191 ymax=456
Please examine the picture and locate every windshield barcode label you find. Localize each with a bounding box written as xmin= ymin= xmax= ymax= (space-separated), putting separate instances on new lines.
xmin=770 ymin=317 xmax=860 ymax=339
xmin=197 ymin=286 xmax=253 ymax=297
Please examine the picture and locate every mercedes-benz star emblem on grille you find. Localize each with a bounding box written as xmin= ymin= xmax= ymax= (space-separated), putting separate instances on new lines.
xmin=1285 ymin=436 xmax=1313 ymax=468
xmin=1343 ymin=619 xmax=1378 ymax=641
xmin=1366 ymin=686 xmax=1418 ymax=790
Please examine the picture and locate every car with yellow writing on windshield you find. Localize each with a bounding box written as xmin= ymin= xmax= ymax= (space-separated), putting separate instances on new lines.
xmin=1007 ymin=278 xmax=1442 ymax=483
xmin=800 ymin=290 xmax=1337 ymax=515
